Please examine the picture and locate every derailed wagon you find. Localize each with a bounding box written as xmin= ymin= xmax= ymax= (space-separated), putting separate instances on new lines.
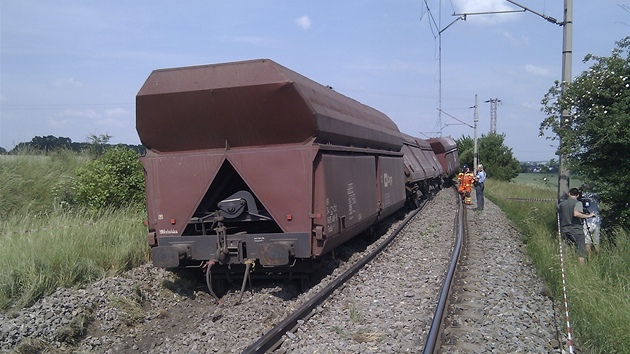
xmin=426 ymin=136 xmax=459 ymax=184
xmin=401 ymin=133 xmax=444 ymax=206
xmin=136 ymin=59 xmax=408 ymax=292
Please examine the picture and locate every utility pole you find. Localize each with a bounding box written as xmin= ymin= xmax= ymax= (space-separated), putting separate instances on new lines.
xmin=558 ymin=0 xmax=573 ymax=201
xmin=474 ymin=94 xmax=479 ymax=168
xmin=505 ymin=0 xmax=573 ymax=201
xmin=449 ymin=2 xmax=572 ymax=201
xmin=485 ymin=98 xmax=501 ymax=134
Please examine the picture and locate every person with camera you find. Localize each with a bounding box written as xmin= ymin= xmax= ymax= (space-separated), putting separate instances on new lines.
xmin=473 ymin=164 xmax=486 ymax=211
xmin=580 ymin=184 xmax=602 ymax=257
xmin=558 ymin=187 xmax=596 ymax=264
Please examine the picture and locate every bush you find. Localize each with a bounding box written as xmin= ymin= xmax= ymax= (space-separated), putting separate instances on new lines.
xmin=75 ymin=147 xmax=145 ymax=210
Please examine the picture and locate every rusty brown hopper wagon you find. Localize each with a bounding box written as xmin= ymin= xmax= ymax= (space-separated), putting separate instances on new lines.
xmin=426 ymin=137 xmax=459 ymax=180
xmin=136 ymin=59 xmax=406 ymax=285
xmin=400 ymin=133 xmax=444 ymax=204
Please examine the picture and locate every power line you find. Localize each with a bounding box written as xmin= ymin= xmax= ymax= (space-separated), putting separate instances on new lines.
xmin=1 ymin=102 xmax=134 ymax=108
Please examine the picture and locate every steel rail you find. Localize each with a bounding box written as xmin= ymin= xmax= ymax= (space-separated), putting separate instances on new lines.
xmin=242 ymin=202 xmax=426 ymax=354
xmin=506 ymin=197 xmax=556 ymax=202
xmin=422 ymin=190 xmax=464 ymax=354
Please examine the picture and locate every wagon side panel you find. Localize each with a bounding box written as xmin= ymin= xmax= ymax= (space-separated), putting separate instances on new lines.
xmin=311 ymin=154 xmax=379 ymax=256
xmin=376 ymin=155 xmax=407 ymax=220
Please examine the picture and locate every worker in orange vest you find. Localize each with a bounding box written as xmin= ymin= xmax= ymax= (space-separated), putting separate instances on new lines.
xmin=457 ymin=165 xmax=468 ymax=202
xmin=463 ymin=167 xmax=475 ymax=205
xmin=457 ymin=167 xmax=465 ymax=199
xmin=457 ymin=165 xmax=474 ymax=205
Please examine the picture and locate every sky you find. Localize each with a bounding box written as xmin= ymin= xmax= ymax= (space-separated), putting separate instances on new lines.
xmin=1 ymin=1 xmax=629 ymax=161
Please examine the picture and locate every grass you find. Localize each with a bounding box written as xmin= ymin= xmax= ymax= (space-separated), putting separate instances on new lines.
xmin=12 ymin=338 xmax=62 ymax=354
xmin=348 ymin=299 xmax=364 ymax=324
xmin=109 ymin=288 xmax=146 ymax=326
xmin=0 ymin=151 xmax=149 ymax=310
xmin=487 ymin=175 xmax=630 ymax=354
xmin=513 ymin=172 xmax=584 ymax=192
xmin=54 ymin=304 xmax=95 ymax=344
xmin=0 ymin=150 xmax=88 ymax=216
xmin=0 ymin=207 xmax=149 ymax=309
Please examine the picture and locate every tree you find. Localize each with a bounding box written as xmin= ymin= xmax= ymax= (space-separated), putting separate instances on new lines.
xmin=456 ymin=133 xmax=520 ymax=181
xmin=455 ymin=135 xmax=474 ymax=167
xmin=12 ymin=135 xmax=73 ymax=153
xmin=86 ymin=133 xmax=112 ymax=157
xmin=75 ymin=147 xmax=145 ymax=210
xmin=477 ymin=132 xmax=521 ymax=181
xmin=540 ymin=36 xmax=630 ymax=229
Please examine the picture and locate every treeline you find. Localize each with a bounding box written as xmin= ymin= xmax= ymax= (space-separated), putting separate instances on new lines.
xmin=456 ymin=132 xmax=522 ymax=181
xmin=0 ymin=135 xmax=145 ymax=155
xmin=520 ymin=160 xmax=558 ymax=173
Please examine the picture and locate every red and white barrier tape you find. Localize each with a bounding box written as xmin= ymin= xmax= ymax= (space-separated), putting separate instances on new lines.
xmin=557 ymin=212 xmax=575 ymax=354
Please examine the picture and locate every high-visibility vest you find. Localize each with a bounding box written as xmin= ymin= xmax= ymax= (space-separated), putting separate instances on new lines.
xmin=457 ymin=172 xmax=466 ymax=192
xmin=463 ymin=172 xmax=475 ymax=191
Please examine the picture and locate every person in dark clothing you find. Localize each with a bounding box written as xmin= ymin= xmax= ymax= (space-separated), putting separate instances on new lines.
xmin=558 ymin=188 xmax=595 ymax=264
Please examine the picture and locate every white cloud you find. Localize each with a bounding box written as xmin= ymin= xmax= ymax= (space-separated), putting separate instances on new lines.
xmin=51 ymin=108 xmax=98 ymax=129
xmin=100 ymin=107 xmax=131 ymax=128
xmin=295 ymin=15 xmax=312 ymax=30
xmin=499 ymin=30 xmax=530 ymax=46
xmin=52 ymin=78 xmax=83 ymax=88
xmin=232 ymin=36 xmax=280 ymax=48
xmin=521 ymin=101 xmax=541 ymax=110
xmin=47 ymin=107 xmax=130 ymax=133
xmin=47 ymin=117 xmax=73 ymax=127
xmin=97 ymin=117 xmax=127 ymax=128
xmin=105 ymin=107 xmax=128 ymax=118
xmin=58 ymin=108 xmax=98 ymax=119
xmin=525 ymin=64 xmax=553 ymax=77
xmin=452 ymin=0 xmax=521 ymax=24
xmin=452 ymin=0 xmax=513 ymax=13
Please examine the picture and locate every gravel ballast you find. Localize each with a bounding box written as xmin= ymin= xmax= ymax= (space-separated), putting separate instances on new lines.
xmin=1 ymin=189 xmax=563 ymax=353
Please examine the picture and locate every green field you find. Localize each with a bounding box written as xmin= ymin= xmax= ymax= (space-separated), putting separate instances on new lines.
xmin=514 ymin=172 xmax=583 ymax=191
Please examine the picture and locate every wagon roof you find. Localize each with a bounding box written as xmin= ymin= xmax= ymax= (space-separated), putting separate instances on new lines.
xmin=401 ymin=133 xmax=432 ymax=149
xmin=136 ymin=59 xmax=403 ymax=152
xmin=426 ymin=137 xmax=457 ymax=154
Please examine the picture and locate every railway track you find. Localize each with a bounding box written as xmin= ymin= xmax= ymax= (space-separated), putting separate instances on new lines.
xmin=241 ymin=206 xmax=425 ymax=353
xmin=241 ymin=188 xmax=462 ymax=353
xmin=439 ymin=199 xmax=563 ymax=353
xmin=237 ymin=188 xmax=563 ymax=353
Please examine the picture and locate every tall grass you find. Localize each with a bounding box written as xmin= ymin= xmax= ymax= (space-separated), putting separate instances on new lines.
xmin=486 ymin=178 xmax=630 ymax=354
xmin=0 ymin=207 xmax=149 ymax=309
xmin=0 ymin=149 xmax=87 ymax=215
xmin=0 ymin=151 xmax=149 ymax=310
